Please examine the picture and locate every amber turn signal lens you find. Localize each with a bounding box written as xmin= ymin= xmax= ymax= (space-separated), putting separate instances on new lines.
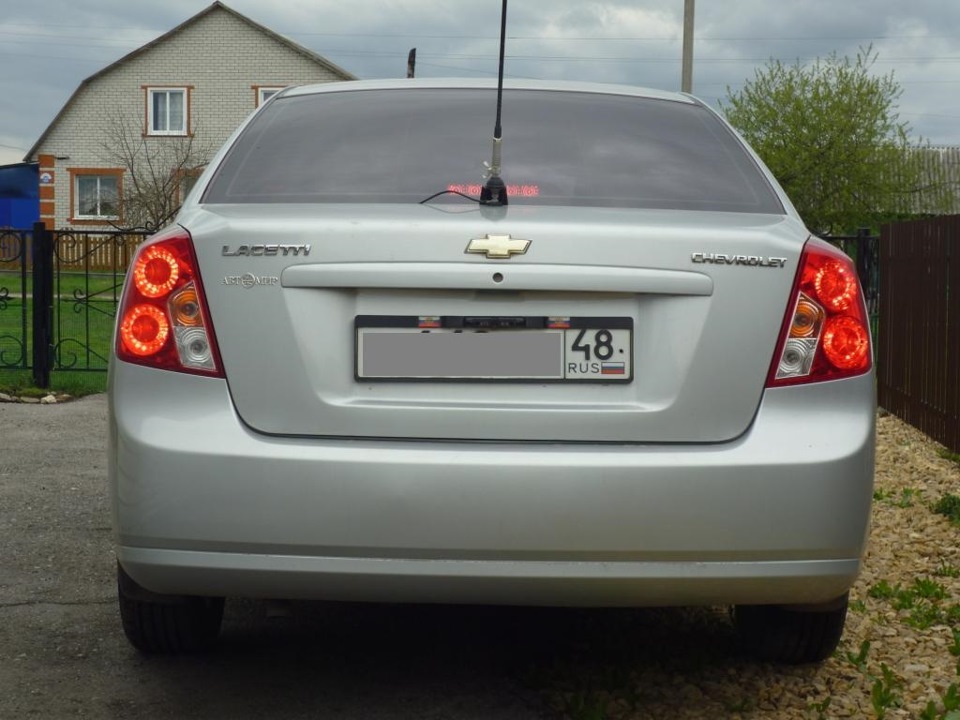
xmin=120 ymin=304 xmax=170 ymax=356
xmin=790 ymin=295 xmax=824 ymax=338
xmin=170 ymin=285 xmax=202 ymax=327
xmin=134 ymin=246 xmax=180 ymax=298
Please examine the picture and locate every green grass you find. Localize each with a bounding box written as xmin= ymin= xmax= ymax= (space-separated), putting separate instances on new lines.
xmin=1 ymin=270 xmax=118 ymax=385
xmin=874 ymin=487 xmax=920 ymax=507
xmin=1 ymin=268 xmax=120 ymax=395
xmin=0 ymin=298 xmax=115 ymax=371
xmin=867 ymin=577 xmax=959 ymax=630
xmin=2 ymin=263 xmax=119 ymax=398
xmin=937 ymin=563 xmax=960 ymax=579
xmin=0 ymin=369 xmax=107 ymax=397
xmin=0 ymin=269 xmax=121 ymax=301
xmin=940 ymin=449 xmax=960 ymax=466
xmin=0 ymin=298 xmax=30 ymax=369
xmin=936 ymin=495 xmax=960 ymax=525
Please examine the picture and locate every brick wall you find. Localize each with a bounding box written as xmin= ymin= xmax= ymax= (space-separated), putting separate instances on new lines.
xmin=32 ymin=8 xmax=348 ymax=229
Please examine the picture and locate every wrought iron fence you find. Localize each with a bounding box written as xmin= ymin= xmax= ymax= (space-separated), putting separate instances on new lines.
xmin=0 ymin=229 xmax=29 ymax=371
xmin=0 ymin=223 xmax=148 ymax=386
xmin=50 ymin=229 xmax=145 ymax=380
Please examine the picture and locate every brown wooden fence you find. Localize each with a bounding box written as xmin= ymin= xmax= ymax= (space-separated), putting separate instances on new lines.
xmin=878 ymin=215 xmax=960 ymax=454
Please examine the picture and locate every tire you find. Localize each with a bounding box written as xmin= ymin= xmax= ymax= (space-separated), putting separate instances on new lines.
xmin=734 ymin=593 xmax=849 ymax=664
xmin=117 ymin=563 xmax=225 ymax=653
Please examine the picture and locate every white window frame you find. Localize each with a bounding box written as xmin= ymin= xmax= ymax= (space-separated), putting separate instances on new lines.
xmin=147 ymin=87 xmax=188 ymax=136
xmin=256 ymin=87 xmax=284 ymax=107
xmin=74 ymin=173 xmax=120 ymax=221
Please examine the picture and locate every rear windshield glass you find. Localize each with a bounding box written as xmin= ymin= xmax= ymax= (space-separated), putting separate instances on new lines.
xmin=203 ymin=88 xmax=783 ymax=214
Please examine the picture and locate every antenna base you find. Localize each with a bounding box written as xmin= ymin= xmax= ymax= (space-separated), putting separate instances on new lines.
xmin=480 ymin=175 xmax=509 ymax=206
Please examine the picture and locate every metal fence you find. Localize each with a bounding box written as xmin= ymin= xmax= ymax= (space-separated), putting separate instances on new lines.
xmin=0 ymin=229 xmax=29 ymax=371
xmin=0 ymin=224 xmax=148 ymax=385
xmin=877 ymin=215 xmax=960 ymax=454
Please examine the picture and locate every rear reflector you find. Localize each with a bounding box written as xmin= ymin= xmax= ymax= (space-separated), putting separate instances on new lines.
xmin=766 ymin=237 xmax=871 ymax=387
xmin=116 ymin=227 xmax=224 ymax=377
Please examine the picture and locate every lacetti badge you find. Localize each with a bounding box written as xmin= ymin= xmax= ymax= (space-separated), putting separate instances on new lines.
xmin=222 ymin=244 xmax=311 ymax=257
xmin=692 ymin=252 xmax=787 ymax=268
xmin=465 ymin=234 xmax=530 ymax=259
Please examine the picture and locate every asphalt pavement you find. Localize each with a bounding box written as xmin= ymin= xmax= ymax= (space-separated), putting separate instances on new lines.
xmin=0 ymin=395 xmax=561 ymax=720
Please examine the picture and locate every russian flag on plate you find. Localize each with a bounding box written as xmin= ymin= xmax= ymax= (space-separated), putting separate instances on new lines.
xmin=601 ymin=362 xmax=625 ymax=375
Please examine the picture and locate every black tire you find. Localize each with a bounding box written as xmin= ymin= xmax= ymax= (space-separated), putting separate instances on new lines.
xmin=734 ymin=593 xmax=849 ymax=664
xmin=117 ymin=563 xmax=225 ymax=653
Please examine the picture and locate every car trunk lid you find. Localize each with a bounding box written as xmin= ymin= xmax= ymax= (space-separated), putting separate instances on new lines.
xmin=186 ymin=203 xmax=804 ymax=443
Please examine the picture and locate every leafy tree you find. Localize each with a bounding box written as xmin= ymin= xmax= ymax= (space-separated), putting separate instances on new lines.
xmin=722 ymin=47 xmax=942 ymax=235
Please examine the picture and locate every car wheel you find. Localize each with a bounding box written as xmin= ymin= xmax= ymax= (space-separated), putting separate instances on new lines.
xmin=117 ymin=563 xmax=225 ymax=653
xmin=734 ymin=593 xmax=848 ymax=664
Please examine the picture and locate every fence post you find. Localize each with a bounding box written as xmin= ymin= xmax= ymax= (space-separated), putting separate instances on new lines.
xmin=855 ymin=227 xmax=871 ymax=288
xmin=31 ymin=222 xmax=53 ymax=388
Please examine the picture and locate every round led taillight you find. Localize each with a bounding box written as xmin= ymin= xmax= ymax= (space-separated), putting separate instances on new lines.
xmin=814 ymin=260 xmax=857 ymax=312
xmin=822 ymin=315 xmax=870 ymax=370
xmin=134 ymin=246 xmax=180 ymax=298
xmin=120 ymin=304 xmax=170 ymax=356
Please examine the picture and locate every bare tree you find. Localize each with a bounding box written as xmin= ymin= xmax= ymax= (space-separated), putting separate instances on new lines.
xmin=99 ymin=112 xmax=214 ymax=232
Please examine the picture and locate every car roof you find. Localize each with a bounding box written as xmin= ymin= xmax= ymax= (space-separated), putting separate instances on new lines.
xmin=281 ymin=78 xmax=697 ymax=105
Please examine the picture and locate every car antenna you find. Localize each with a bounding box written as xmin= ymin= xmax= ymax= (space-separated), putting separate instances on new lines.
xmin=480 ymin=0 xmax=509 ymax=206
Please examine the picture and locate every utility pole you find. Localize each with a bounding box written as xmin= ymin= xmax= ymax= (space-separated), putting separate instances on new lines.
xmin=407 ymin=48 xmax=417 ymax=78
xmin=681 ymin=0 xmax=694 ymax=93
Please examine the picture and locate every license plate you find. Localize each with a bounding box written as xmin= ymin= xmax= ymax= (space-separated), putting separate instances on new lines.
xmin=355 ymin=315 xmax=633 ymax=382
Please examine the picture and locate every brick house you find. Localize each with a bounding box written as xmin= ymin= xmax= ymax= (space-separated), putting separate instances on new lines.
xmin=25 ymin=1 xmax=355 ymax=230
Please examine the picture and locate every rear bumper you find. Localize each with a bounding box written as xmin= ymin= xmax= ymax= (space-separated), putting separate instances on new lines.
xmin=109 ymin=362 xmax=875 ymax=607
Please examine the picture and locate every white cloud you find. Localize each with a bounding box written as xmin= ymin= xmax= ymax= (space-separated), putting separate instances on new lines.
xmin=0 ymin=0 xmax=959 ymax=147
xmin=0 ymin=147 xmax=27 ymax=166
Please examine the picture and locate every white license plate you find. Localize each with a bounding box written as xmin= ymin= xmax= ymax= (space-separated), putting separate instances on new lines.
xmin=356 ymin=316 xmax=633 ymax=382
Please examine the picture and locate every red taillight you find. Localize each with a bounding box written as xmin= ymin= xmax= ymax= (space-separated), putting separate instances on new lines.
xmin=116 ymin=227 xmax=223 ymax=377
xmin=134 ymin=246 xmax=180 ymax=298
xmin=766 ymin=237 xmax=872 ymax=387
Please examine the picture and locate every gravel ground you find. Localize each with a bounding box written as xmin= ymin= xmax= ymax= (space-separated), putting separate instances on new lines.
xmin=536 ymin=412 xmax=960 ymax=719
xmin=3 ymin=398 xmax=960 ymax=719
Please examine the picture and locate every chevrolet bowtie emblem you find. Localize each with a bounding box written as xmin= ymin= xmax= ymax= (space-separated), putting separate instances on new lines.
xmin=465 ymin=234 xmax=531 ymax=259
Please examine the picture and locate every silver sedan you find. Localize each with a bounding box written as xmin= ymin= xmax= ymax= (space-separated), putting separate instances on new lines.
xmin=109 ymin=79 xmax=875 ymax=662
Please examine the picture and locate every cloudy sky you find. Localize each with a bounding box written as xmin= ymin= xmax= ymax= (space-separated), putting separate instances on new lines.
xmin=2 ymin=0 xmax=959 ymax=165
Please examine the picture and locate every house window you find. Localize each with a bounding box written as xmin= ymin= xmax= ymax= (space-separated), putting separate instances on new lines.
xmin=71 ymin=170 xmax=122 ymax=221
xmin=147 ymin=88 xmax=189 ymax=135
xmin=255 ymin=86 xmax=284 ymax=107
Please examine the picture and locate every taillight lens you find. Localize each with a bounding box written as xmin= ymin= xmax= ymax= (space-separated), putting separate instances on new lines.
xmin=116 ymin=227 xmax=224 ymax=377
xmin=766 ymin=237 xmax=871 ymax=387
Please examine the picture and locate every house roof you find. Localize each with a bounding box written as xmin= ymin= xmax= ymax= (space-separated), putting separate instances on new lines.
xmin=25 ymin=1 xmax=356 ymax=160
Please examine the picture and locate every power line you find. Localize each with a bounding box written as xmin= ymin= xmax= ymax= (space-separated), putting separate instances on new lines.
xmin=1 ymin=21 xmax=958 ymax=42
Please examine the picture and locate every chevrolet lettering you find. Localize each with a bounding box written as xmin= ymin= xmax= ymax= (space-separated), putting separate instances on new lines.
xmin=221 ymin=244 xmax=311 ymax=257
xmin=692 ymin=252 xmax=787 ymax=268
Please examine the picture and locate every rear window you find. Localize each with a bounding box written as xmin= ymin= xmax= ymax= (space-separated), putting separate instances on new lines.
xmin=203 ymin=88 xmax=783 ymax=214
